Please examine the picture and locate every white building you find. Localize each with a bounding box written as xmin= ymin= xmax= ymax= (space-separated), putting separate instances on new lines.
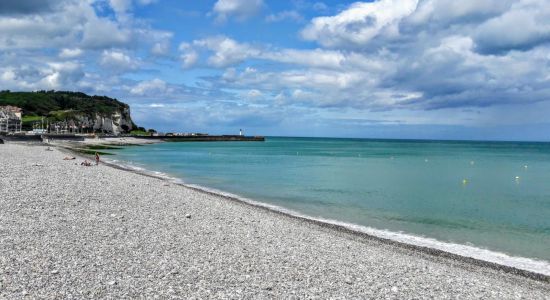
xmin=0 ymin=106 xmax=22 ymax=133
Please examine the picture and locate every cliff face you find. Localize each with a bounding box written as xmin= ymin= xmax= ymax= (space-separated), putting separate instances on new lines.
xmin=93 ymin=107 xmax=134 ymax=135
xmin=70 ymin=107 xmax=134 ymax=134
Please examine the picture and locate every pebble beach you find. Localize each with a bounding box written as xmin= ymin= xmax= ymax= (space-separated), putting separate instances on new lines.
xmin=1 ymin=143 xmax=549 ymax=299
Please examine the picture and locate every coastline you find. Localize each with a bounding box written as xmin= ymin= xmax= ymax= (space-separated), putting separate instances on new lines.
xmin=1 ymin=142 xmax=549 ymax=298
xmin=80 ymin=139 xmax=550 ymax=281
xmin=60 ymin=139 xmax=550 ymax=280
xmin=98 ymin=150 xmax=550 ymax=282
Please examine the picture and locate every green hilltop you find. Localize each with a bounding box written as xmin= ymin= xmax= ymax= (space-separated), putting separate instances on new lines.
xmin=0 ymin=90 xmax=140 ymax=133
xmin=0 ymin=90 xmax=130 ymax=117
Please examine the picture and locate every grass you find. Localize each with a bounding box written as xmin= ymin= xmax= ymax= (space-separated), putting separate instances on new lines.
xmin=48 ymin=110 xmax=78 ymax=121
xmin=22 ymin=115 xmax=47 ymax=131
xmin=22 ymin=115 xmax=44 ymax=123
xmin=129 ymin=130 xmax=149 ymax=136
xmin=114 ymin=143 xmax=143 ymax=146
xmin=73 ymin=149 xmax=115 ymax=155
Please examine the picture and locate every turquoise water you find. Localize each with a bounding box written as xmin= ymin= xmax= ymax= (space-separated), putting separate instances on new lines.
xmin=110 ymin=137 xmax=550 ymax=263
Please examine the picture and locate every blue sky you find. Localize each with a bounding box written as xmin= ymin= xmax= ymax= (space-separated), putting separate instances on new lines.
xmin=1 ymin=0 xmax=550 ymax=140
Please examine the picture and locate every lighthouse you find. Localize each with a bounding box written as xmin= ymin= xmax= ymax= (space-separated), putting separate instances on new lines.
xmin=239 ymin=129 xmax=243 ymax=136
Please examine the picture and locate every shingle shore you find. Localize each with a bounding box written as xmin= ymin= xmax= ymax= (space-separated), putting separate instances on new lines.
xmin=1 ymin=143 xmax=549 ymax=299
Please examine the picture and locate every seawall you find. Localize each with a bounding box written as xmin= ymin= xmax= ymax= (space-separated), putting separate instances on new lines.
xmin=133 ymin=135 xmax=265 ymax=142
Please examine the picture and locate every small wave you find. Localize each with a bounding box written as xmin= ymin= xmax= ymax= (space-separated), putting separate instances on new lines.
xmin=103 ymin=158 xmax=179 ymax=182
xmin=318 ymin=218 xmax=550 ymax=277
xmin=162 ymin=181 xmax=550 ymax=277
xmin=103 ymin=157 xmax=550 ymax=277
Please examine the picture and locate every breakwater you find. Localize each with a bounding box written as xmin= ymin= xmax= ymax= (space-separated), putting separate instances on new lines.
xmin=133 ymin=135 xmax=265 ymax=142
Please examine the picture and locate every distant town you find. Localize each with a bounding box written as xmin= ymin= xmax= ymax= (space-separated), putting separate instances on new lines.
xmin=0 ymin=106 xmax=22 ymax=133
xmin=0 ymin=105 xmax=263 ymax=143
xmin=0 ymin=104 xmax=203 ymax=137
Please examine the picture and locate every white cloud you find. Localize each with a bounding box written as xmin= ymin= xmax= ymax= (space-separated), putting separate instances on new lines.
xmin=0 ymin=2 xmax=119 ymax=50
xmin=182 ymin=52 xmax=199 ymax=69
xmin=274 ymin=92 xmax=285 ymax=100
xmin=151 ymin=41 xmax=169 ymax=56
xmin=206 ymin=38 xmax=258 ymax=67
xmin=0 ymin=59 xmax=87 ymax=91
xmin=212 ymin=0 xmax=264 ymax=22
xmin=108 ymin=0 xmax=158 ymax=18
xmin=0 ymin=14 xmax=75 ymax=49
xmin=148 ymin=31 xmax=173 ymax=56
xmin=138 ymin=0 xmax=158 ymax=4
xmin=40 ymin=61 xmax=85 ymax=89
xmin=302 ymin=0 xmax=419 ymax=48
xmin=246 ymin=89 xmax=262 ymax=98
xmin=100 ymin=50 xmax=138 ymax=71
xmin=182 ymin=36 xmax=260 ymax=68
xmin=407 ymin=0 xmax=513 ymax=25
xmin=109 ymin=0 xmax=132 ymax=14
xmin=312 ymin=2 xmax=328 ymax=12
xmin=148 ymin=103 xmax=165 ymax=108
xmin=262 ymin=49 xmax=345 ymax=69
xmin=291 ymin=89 xmax=312 ymax=99
xmin=180 ymin=36 xmax=352 ymax=70
xmin=0 ymin=0 xmax=173 ymax=98
xmin=473 ymin=0 xmax=550 ymax=54
xmin=130 ymin=78 xmax=170 ymax=96
xmin=1 ymin=69 xmax=16 ymax=81
xmin=265 ymin=10 xmax=303 ymax=23
xmin=0 ymin=0 xmax=170 ymax=53
xmin=0 ymin=67 xmax=34 ymax=90
xmin=81 ymin=18 xmax=132 ymax=49
xmin=59 ymin=48 xmax=83 ymax=58
xmin=178 ymin=43 xmax=198 ymax=68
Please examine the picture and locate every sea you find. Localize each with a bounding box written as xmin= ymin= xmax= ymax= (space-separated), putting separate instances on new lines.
xmin=107 ymin=137 xmax=550 ymax=275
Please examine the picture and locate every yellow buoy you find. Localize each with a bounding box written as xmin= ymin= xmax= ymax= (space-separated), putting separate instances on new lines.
xmin=462 ymin=179 xmax=468 ymax=185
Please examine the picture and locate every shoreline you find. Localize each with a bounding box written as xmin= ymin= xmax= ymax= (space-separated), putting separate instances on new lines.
xmin=60 ymin=141 xmax=550 ymax=282
xmin=104 ymin=156 xmax=550 ymax=283
xmin=2 ymin=142 xmax=549 ymax=298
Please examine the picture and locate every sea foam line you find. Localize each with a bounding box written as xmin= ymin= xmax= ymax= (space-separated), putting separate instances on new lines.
xmin=104 ymin=157 xmax=550 ymax=278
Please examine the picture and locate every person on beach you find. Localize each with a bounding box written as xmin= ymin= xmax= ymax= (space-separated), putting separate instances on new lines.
xmin=95 ymin=152 xmax=100 ymax=165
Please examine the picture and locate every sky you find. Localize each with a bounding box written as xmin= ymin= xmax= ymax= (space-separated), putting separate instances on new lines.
xmin=1 ymin=0 xmax=550 ymax=140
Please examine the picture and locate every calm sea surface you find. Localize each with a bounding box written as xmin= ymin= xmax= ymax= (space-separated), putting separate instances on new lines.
xmin=110 ymin=137 xmax=550 ymax=263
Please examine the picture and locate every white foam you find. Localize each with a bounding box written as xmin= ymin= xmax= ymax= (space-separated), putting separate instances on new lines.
xmin=315 ymin=218 xmax=550 ymax=276
xmin=170 ymin=182 xmax=550 ymax=276
xmin=104 ymin=158 xmax=176 ymax=181
xmin=105 ymin=157 xmax=550 ymax=277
